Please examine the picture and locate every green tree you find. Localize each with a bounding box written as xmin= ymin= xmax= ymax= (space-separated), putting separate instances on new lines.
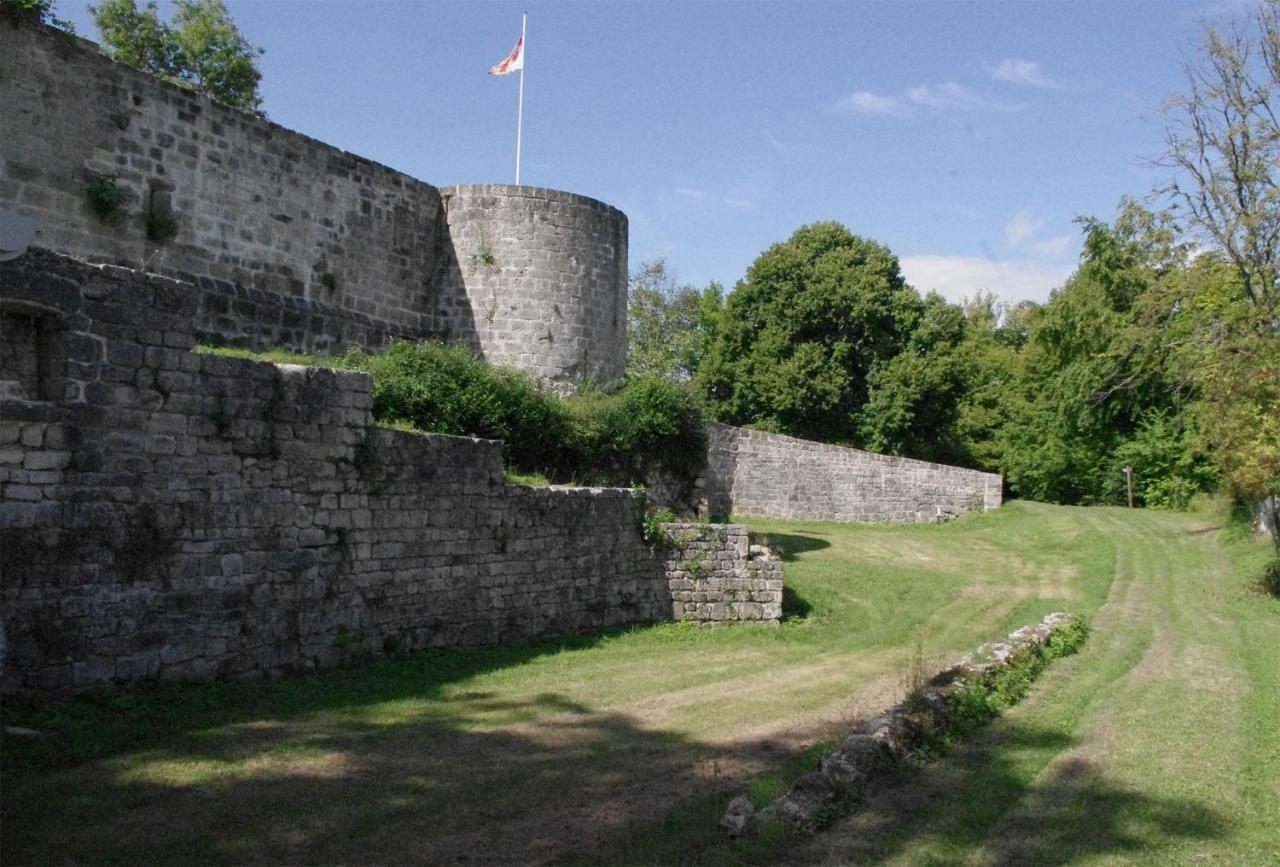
xmin=951 ymin=292 xmax=1036 ymax=473
xmin=0 ymin=0 xmax=75 ymax=31
xmin=90 ymin=0 xmax=263 ymax=113
xmin=1195 ymin=324 xmax=1280 ymax=547
xmin=626 ymin=260 xmax=722 ymax=382
xmin=999 ymin=204 xmax=1220 ymax=507
xmin=858 ymin=293 xmax=970 ymax=464
xmin=697 ymin=222 xmax=922 ymax=444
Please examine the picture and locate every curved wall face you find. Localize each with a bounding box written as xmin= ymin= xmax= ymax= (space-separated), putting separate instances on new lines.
xmin=2 ymin=25 xmax=631 ymax=391
xmin=439 ymin=185 xmax=628 ymax=391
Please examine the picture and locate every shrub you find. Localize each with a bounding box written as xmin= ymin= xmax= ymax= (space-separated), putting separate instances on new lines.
xmin=145 ymin=204 xmax=178 ymax=241
xmin=359 ymin=341 xmax=575 ymax=475
xmin=85 ymin=173 xmax=122 ymax=220
xmin=197 ymin=341 xmax=708 ymax=488
xmin=568 ymin=375 xmax=706 ymax=485
xmin=1258 ymin=556 xmax=1280 ymax=597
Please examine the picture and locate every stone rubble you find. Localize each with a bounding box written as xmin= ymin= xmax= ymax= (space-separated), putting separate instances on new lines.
xmin=720 ymin=611 xmax=1080 ymax=837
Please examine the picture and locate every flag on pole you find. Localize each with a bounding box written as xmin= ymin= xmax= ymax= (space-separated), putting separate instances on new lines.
xmin=490 ymin=15 xmax=528 ymax=185
xmin=489 ymin=36 xmax=524 ymax=76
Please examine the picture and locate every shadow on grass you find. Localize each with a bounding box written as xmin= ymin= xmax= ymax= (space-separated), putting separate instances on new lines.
xmin=0 ymin=627 xmax=652 ymax=774
xmin=782 ymin=722 xmax=1230 ymax=866
xmin=754 ymin=532 xmax=831 ymax=563
xmin=2 ymin=687 xmax=787 ymax=866
xmin=781 ymin=586 xmax=813 ymax=621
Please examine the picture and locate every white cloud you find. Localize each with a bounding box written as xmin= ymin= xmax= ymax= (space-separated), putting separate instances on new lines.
xmin=674 ymin=187 xmax=706 ymax=200
xmin=763 ymin=129 xmax=787 ymax=158
xmin=906 ymin=82 xmax=1012 ymax=111
xmin=900 ymin=255 xmax=1074 ymax=305
xmin=1004 ymin=209 xmax=1072 ymax=257
xmin=989 ymin=58 xmax=1061 ymax=88
xmin=1004 ymin=209 xmax=1047 ymax=247
xmin=840 ymin=90 xmax=907 ymax=115
xmin=722 ymin=197 xmax=753 ymax=209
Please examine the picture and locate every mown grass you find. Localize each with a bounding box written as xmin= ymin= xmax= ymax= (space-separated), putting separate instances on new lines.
xmin=775 ymin=505 xmax=1280 ymax=867
xmin=2 ymin=502 xmax=1274 ymax=864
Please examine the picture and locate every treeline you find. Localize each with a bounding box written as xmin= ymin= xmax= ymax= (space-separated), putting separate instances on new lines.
xmin=631 ymin=203 xmax=1276 ymax=514
xmin=632 ymin=0 xmax=1278 ymax=522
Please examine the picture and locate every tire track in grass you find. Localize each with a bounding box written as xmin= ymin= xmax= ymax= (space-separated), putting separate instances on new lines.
xmin=786 ymin=507 xmax=1154 ymax=866
xmin=970 ymin=509 xmax=1244 ymax=865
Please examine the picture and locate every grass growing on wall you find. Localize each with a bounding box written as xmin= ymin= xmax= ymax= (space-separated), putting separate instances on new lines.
xmin=194 ymin=340 xmax=705 ymax=486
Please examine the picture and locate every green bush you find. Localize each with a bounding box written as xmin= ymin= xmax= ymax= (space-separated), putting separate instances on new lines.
xmin=85 ymin=173 xmax=122 ymax=220
xmin=360 ymin=341 xmax=575 ymax=475
xmin=568 ymin=375 xmax=706 ymax=484
xmin=1258 ymin=556 xmax=1280 ymax=597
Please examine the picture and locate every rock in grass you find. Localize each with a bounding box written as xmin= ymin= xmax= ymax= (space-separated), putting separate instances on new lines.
xmin=719 ymin=795 xmax=755 ymax=838
xmin=835 ymin=733 xmax=897 ymax=776
xmin=818 ymin=750 xmax=868 ymax=789
xmin=774 ymin=772 xmax=836 ymax=826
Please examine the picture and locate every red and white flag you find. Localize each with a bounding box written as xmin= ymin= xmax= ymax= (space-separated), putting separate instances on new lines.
xmin=489 ymin=36 xmax=524 ymax=76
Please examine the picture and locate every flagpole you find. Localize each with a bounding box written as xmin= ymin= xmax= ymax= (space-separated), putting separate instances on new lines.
xmin=515 ymin=11 xmax=526 ymax=185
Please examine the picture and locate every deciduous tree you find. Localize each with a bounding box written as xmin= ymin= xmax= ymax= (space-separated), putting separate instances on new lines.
xmin=90 ymin=0 xmax=263 ymax=113
xmin=1158 ymin=0 xmax=1279 ymax=312
xmin=697 ymin=222 xmax=922 ymax=444
xmin=626 ymin=260 xmax=721 ymax=382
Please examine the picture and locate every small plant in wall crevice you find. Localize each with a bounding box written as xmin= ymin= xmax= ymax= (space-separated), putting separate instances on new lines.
xmin=85 ymin=173 xmax=122 ymax=221
xmin=145 ymin=203 xmax=178 ymax=242
xmin=467 ymin=243 xmax=498 ymax=274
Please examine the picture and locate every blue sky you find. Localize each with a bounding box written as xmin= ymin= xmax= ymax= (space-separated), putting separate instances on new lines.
xmin=56 ymin=0 xmax=1249 ymax=304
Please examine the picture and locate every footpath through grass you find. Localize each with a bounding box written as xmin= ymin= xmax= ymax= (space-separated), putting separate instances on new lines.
xmin=2 ymin=502 xmax=1276 ymax=864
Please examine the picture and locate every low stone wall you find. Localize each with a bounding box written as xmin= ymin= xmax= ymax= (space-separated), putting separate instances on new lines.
xmin=697 ymin=422 xmax=1002 ymax=524
xmin=663 ymin=524 xmax=783 ymax=624
xmin=721 ymin=612 xmax=1083 ymax=836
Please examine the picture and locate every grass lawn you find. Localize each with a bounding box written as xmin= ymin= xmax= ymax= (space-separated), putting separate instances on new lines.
xmin=2 ymin=502 xmax=1276 ymax=864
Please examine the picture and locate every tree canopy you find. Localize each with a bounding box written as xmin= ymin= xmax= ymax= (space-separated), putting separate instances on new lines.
xmin=696 ymin=222 xmax=925 ymax=444
xmin=626 ymin=260 xmax=722 ymax=383
xmin=89 ymin=0 xmax=263 ymax=113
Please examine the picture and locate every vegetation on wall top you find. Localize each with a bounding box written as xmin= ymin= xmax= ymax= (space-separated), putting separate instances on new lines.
xmin=199 ymin=339 xmax=707 ymax=489
xmin=88 ymin=0 xmax=264 ymax=113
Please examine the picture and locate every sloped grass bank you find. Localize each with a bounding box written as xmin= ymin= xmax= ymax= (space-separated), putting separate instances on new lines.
xmin=4 ymin=503 xmax=1274 ymax=864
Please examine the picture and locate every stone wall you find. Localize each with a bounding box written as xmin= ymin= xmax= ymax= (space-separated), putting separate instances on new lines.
xmin=439 ymin=185 xmax=628 ymax=391
xmin=0 ymin=252 xmax=668 ymax=692
xmin=663 ymin=524 xmax=783 ymax=624
xmin=0 ymin=22 xmax=447 ymax=334
xmin=696 ymin=422 xmax=1002 ymax=524
xmin=0 ymin=23 xmax=629 ymax=387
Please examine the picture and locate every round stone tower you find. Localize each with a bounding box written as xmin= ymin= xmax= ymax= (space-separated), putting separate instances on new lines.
xmin=438 ymin=185 xmax=628 ymax=392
